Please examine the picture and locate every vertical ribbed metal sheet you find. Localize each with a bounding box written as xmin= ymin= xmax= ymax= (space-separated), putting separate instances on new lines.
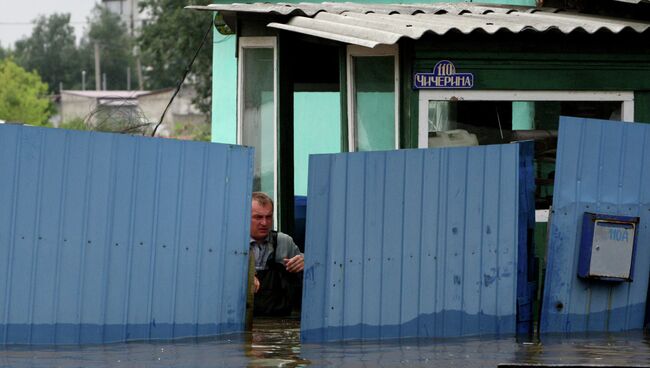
xmin=302 ymin=144 xmax=531 ymax=342
xmin=541 ymin=116 xmax=650 ymax=333
xmin=0 ymin=125 xmax=253 ymax=344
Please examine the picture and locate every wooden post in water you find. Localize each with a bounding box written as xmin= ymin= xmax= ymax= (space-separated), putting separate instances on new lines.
xmin=245 ymin=253 xmax=255 ymax=331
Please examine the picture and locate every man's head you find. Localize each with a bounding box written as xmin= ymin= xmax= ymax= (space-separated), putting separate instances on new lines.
xmin=251 ymin=192 xmax=274 ymax=241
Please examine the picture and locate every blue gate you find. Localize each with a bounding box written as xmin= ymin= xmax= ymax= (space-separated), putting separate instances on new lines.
xmin=301 ymin=144 xmax=534 ymax=342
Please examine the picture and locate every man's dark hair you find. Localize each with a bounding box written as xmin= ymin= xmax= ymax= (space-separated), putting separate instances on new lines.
xmin=252 ymin=192 xmax=273 ymax=209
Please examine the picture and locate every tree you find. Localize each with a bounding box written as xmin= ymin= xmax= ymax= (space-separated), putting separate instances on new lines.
xmin=0 ymin=44 xmax=9 ymax=60
xmin=79 ymin=5 xmax=135 ymax=91
xmin=137 ymin=0 xmax=213 ymax=114
xmin=14 ymin=13 xmax=80 ymax=92
xmin=0 ymin=59 xmax=51 ymax=124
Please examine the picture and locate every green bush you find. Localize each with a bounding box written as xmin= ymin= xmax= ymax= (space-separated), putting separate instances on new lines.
xmin=0 ymin=59 xmax=51 ymax=125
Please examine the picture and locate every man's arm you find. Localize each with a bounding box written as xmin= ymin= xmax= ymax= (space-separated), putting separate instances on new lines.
xmin=276 ymin=232 xmax=304 ymax=273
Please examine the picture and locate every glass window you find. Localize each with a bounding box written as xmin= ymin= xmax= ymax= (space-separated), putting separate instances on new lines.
xmin=353 ymin=56 xmax=396 ymax=151
xmin=240 ymin=44 xmax=275 ymax=199
xmin=348 ymin=45 xmax=398 ymax=152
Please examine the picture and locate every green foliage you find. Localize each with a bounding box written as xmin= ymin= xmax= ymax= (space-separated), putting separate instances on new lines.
xmin=0 ymin=59 xmax=51 ymax=124
xmin=79 ymin=6 xmax=135 ymax=90
xmin=14 ymin=13 xmax=80 ymax=92
xmin=173 ymin=120 xmax=211 ymax=141
xmin=138 ymin=0 xmax=213 ymax=115
xmin=57 ymin=118 xmax=91 ymax=131
xmin=0 ymin=44 xmax=10 ymax=60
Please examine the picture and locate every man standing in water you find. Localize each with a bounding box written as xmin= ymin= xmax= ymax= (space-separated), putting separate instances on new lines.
xmin=250 ymin=192 xmax=304 ymax=316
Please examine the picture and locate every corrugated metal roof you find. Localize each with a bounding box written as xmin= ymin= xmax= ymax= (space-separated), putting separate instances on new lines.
xmin=301 ymin=144 xmax=532 ymax=342
xmin=189 ymin=2 xmax=650 ymax=48
xmin=0 ymin=125 xmax=253 ymax=344
xmin=541 ymin=116 xmax=650 ymax=334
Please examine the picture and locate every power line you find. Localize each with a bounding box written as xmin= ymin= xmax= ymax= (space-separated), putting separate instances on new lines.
xmin=151 ymin=19 xmax=212 ymax=137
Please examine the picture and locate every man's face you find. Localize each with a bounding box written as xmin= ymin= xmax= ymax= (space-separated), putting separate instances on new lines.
xmin=251 ymin=200 xmax=273 ymax=241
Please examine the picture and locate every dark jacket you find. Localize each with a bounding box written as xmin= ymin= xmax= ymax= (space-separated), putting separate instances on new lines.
xmin=253 ymin=231 xmax=303 ymax=316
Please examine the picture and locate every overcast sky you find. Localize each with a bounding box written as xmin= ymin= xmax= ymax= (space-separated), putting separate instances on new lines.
xmin=0 ymin=0 xmax=98 ymax=48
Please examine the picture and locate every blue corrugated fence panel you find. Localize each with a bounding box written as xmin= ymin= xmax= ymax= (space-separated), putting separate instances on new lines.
xmin=302 ymin=144 xmax=527 ymax=342
xmin=540 ymin=116 xmax=650 ymax=334
xmin=0 ymin=125 xmax=253 ymax=344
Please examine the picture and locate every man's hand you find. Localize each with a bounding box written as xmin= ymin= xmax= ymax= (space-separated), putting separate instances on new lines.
xmin=254 ymin=275 xmax=260 ymax=293
xmin=284 ymin=254 xmax=304 ymax=273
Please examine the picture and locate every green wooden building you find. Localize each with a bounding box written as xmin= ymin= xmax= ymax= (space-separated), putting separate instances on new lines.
xmin=193 ymin=1 xmax=650 ymax=234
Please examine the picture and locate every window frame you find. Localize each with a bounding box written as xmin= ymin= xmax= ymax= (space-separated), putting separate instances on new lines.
xmin=346 ymin=44 xmax=400 ymax=152
xmin=417 ymin=90 xmax=635 ymax=148
xmin=237 ymin=36 xmax=278 ymax=217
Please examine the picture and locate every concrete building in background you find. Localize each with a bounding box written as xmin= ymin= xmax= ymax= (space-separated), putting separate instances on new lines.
xmin=59 ymin=89 xmax=207 ymax=137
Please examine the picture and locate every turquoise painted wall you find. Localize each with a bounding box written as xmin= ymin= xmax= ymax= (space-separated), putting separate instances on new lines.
xmin=512 ymin=102 xmax=535 ymax=130
xmin=294 ymin=92 xmax=341 ymax=195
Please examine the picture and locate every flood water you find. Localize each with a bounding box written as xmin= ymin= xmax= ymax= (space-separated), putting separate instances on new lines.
xmin=1 ymin=318 xmax=650 ymax=367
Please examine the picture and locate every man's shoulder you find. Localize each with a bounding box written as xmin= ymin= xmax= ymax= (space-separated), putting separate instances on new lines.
xmin=275 ymin=231 xmax=295 ymax=244
xmin=274 ymin=231 xmax=301 ymax=254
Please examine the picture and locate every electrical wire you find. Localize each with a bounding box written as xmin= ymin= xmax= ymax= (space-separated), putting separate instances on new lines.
xmin=151 ymin=19 xmax=213 ymax=137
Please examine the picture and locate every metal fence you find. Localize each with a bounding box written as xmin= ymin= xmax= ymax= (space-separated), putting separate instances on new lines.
xmin=0 ymin=125 xmax=253 ymax=344
xmin=302 ymin=144 xmax=534 ymax=342
xmin=541 ymin=116 xmax=650 ymax=333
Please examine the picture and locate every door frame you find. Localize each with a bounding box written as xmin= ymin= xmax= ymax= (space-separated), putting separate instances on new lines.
xmin=237 ymin=37 xmax=279 ymax=217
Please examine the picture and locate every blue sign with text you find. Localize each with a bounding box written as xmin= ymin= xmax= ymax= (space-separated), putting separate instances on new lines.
xmin=414 ymin=60 xmax=474 ymax=89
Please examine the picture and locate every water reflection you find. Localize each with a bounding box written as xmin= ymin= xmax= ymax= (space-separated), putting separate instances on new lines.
xmin=301 ymin=333 xmax=650 ymax=367
xmin=0 ymin=321 xmax=649 ymax=367
xmin=245 ymin=317 xmax=310 ymax=367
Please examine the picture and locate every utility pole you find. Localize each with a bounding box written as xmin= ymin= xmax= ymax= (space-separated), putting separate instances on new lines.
xmin=135 ymin=58 xmax=144 ymax=91
xmin=127 ymin=66 xmax=131 ymax=91
xmin=102 ymin=73 xmax=107 ymax=91
xmin=136 ymin=55 xmax=144 ymax=91
xmin=94 ymin=43 xmax=101 ymax=91
xmin=129 ymin=0 xmax=144 ymax=91
xmin=82 ymin=70 xmax=86 ymax=91
xmin=130 ymin=0 xmax=135 ymax=37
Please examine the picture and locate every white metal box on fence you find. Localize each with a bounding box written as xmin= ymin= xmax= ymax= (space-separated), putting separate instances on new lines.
xmin=578 ymin=212 xmax=639 ymax=282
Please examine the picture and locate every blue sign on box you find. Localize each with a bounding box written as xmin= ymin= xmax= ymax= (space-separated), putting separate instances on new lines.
xmin=414 ymin=60 xmax=474 ymax=89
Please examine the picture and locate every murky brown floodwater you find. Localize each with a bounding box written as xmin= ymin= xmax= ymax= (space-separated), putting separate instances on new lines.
xmin=1 ymin=318 xmax=650 ymax=367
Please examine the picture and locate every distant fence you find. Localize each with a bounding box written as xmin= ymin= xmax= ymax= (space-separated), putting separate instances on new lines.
xmin=302 ymin=144 xmax=535 ymax=342
xmin=541 ymin=117 xmax=650 ymax=333
xmin=0 ymin=125 xmax=253 ymax=344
